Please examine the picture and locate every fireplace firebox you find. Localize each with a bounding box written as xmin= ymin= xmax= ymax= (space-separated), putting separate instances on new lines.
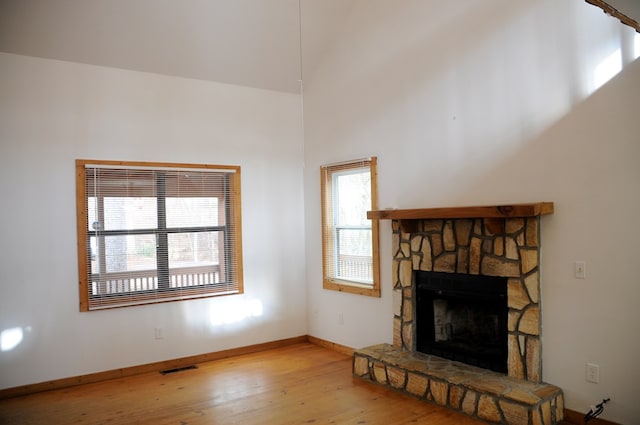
xmin=415 ymin=271 xmax=508 ymax=374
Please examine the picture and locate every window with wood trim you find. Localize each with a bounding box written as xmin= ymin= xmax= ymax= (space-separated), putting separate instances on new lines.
xmin=76 ymin=159 xmax=243 ymax=311
xmin=321 ymin=157 xmax=380 ymax=297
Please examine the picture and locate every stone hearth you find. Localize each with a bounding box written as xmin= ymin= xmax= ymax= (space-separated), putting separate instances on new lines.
xmin=354 ymin=205 xmax=563 ymax=425
xmin=354 ymin=344 xmax=563 ymax=424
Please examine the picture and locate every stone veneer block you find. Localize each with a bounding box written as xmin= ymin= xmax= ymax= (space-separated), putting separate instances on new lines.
xmin=399 ymin=260 xmax=412 ymax=287
xmin=542 ymin=400 xmax=552 ymax=425
xmin=410 ymin=235 xmax=422 ymax=253
xmin=526 ymin=219 xmax=539 ymax=246
xmin=556 ymin=394 xmax=564 ymax=420
xmin=353 ymin=344 xmax=564 ymax=425
xmin=419 ymin=239 xmax=433 ymax=271
xmin=373 ymin=362 xmax=387 ymax=384
xmin=520 ymin=249 xmax=539 ymax=274
xmin=455 ymin=220 xmax=473 ymax=246
xmin=430 ymin=380 xmax=448 ymax=405
xmin=431 ymin=234 xmax=443 ymax=256
xmin=469 ymin=237 xmax=482 ymax=273
xmin=533 ymin=408 xmax=543 ymax=425
xmin=449 ymin=385 xmax=464 ymax=409
xmin=443 ymin=222 xmax=456 ymax=251
xmin=508 ymin=310 xmax=520 ymax=332
xmin=433 ymin=253 xmax=456 ymax=272
xmin=402 ymin=298 xmax=412 ymax=322
xmin=508 ymin=279 xmax=531 ymax=310
xmin=424 ymin=220 xmax=443 ymax=232
xmin=478 ymin=395 xmax=501 ymax=422
xmin=456 ymin=247 xmax=469 ymax=273
xmin=505 ymin=237 xmax=518 ymax=260
xmin=391 ymin=258 xmax=399 ymax=287
xmin=400 ymin=242 xmax=410 ymax=258
xmin=494 ymin=236 xmax=505 ymax=256
xmin=500 ymin=399 xmax=530 ymax=424
xmin=525 ymin=272 xmax=540 ymax=303
xmin=353 ymin=355 xmax=369 ymax=377
xmin=393 ymin=289 xmax=402 ymax=317
xmin=406 ymin=373 xmax=428 ymax=397
xmin=508 ymin=334 xmax=525 ymax=380
xmin=481 ymin=256 xmax=521 ymax=277
xmin=462 ymin=391 xmax=478 ymax=416
xmin=387 ymin=366 xmax=406 ymax=389
xmin=393 ymin=317 xmax=401 ymax=347
xmin=519 ymin=307 xmax=540 ymax=335
xmin=505 ymin=218 xmax=524 ymax=234
xmin=402 ymin=323 xmax=413 ymax=350
xmin=526 ymin=338 xmax=541 ymax=382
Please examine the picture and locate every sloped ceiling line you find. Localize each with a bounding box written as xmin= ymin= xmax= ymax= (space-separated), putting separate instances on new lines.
xmin=586 ymin=0 xmax=640 ymax=32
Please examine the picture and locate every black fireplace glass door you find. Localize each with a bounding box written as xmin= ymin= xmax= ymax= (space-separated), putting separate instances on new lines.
xmin=415 ymin=271 xmax=508 ymax=374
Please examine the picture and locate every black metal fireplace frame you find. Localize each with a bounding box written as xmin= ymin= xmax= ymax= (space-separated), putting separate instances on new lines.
xmin=415 ymin=270 xmax=508 ymax=373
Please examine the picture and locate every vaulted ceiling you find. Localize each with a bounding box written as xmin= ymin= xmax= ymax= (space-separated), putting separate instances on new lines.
xmin=589 ymin=0 xmax=640 ymax=30
xmin=606 ymin=0 xmax=640 ymax=23
xmin=0 ymin=0 xmax=311 ymax=93
xmin=0 ymin=0 xmax=637 ymax=94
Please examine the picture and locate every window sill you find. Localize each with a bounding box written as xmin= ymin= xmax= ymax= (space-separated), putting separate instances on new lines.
xmin=323 ymin=279 xmax=380 ymax=297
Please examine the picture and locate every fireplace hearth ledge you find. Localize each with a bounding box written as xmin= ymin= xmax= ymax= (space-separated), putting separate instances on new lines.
xmin=353 ymin=343 xmax=563 ymax=425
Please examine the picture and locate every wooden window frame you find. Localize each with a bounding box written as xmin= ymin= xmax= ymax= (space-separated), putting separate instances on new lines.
xmin=75 ymin=159 xmax=243 ymax=311
xmin=321 ymin=157 xmax=380 ymax=297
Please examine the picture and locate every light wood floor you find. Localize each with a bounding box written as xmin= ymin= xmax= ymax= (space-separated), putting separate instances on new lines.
xmin=0 ymin=342 xmax=496 ymax=425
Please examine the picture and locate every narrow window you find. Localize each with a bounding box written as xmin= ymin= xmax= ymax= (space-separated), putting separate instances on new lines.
xmin=76 ymin=160 xmax=243 ymax=311
xmin=321 ymin=157 xmax=380 ymax=297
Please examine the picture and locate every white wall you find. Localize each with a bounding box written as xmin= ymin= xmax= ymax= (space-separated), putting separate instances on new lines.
xmin=0 ymin=53 xmax=306 ymax=389
xmin=2 ymin=1 xmax=639 ymax=422
xmin=302 ymin=1 xmax=640 ymax=423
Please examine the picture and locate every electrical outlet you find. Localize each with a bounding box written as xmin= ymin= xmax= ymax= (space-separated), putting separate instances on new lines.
xmin=154 ymin=327 xmax=164 ymax=340
xmin=586 ymin=363 xmax=600 ymax=383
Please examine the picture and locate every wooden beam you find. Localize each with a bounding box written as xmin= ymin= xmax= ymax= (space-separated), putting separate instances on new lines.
xmin=368 ymin=202 xmax=553 ymax=234
xmin=585 ymin=0 xmax=640 ymax=32
xmin=367 ymin=202 xmax=554 ymax=221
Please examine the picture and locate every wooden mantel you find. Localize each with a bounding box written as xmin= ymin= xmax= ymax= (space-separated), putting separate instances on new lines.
xmin=367 ymin=202 xmax=554 ymax=233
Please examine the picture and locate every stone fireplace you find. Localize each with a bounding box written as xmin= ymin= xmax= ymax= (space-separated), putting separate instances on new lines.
xmin=353 ymin=203 xmax=564 ymax=425
xmin=395 ymin=215 xmax=543 ymax=381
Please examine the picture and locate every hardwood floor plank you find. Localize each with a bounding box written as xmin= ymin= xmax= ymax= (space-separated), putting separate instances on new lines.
xmin=0 ymin=343 xmax=488 ymax=424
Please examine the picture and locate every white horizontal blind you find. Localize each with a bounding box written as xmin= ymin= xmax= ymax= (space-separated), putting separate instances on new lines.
xmin=321 ymin=159 xmax=374 ymax=285
xmin=76 ymin=160 xmax=243 ymax=311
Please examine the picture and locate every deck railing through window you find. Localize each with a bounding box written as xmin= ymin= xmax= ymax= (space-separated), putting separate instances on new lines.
xmin=90 ymin=265 xmax=221 ymax=296
xmin=337 ymin=254 xmax=373 ymax=283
